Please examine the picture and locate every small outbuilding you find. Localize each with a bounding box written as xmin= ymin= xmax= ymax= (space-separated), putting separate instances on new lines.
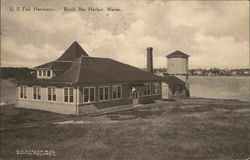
xmin=158 ymin=50 xmax=190 ymax=99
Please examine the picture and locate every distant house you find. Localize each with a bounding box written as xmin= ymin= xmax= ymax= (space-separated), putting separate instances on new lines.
xmin=243 ymin=69 xmax=250 ymax=76
xmin=197 ymin=70 xmax=204 ymax=76
xmin=231 ymin=71 xmax=238 ymax=76
xmin=16 ymin=42 xmax=162 ymax=115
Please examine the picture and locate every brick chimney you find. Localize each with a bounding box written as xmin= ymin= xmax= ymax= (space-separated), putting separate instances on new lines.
xmin=147 ymin=47 xmax=153 ymax=73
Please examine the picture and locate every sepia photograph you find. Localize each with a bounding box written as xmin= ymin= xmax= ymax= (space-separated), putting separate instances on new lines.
xmin=0 ymin=0 xmax=249 ymax=159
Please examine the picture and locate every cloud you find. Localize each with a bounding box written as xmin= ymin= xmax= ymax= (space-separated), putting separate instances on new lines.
xmin=83 ymin=23 xmax=169 ymax=68
xmin=1 ymin=37 xmax=62 ymax=67
xmin=191 ymin=32 xmax=249 ymax=68
xmin=1 ymin=0 xmax=249 ymax=69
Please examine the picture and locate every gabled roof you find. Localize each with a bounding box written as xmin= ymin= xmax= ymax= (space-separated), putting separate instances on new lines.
xmin=166 ymin=50 xmax=189 ymax=58
xmin=57 ymin=41 xmax=88 ymax=61
xmin=52 ymin=56 xmax=162 ymax=84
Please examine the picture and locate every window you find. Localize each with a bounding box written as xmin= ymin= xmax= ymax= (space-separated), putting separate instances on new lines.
xmin=69 ymin=88 xmax=73 ymax=102
xmin=99 ymin=87 xmax=103 ymax=100
xmin=144 ymin=84 xmax=151 ymax=96
xmin=33 ymin=86 xmax=41 ymax=100
xmin=64 ymin=88 xmax=73 ymax=103
xmin=48 ymin=87 xmax=56 ymax=101
xmin=20 ymin=86 xmax=27 ymax=99
xmin=99 ymin=86 xmax=109 ymax=101
xmin=43 ymin=70 xmax=46 ymax=76
xmin=112 ymin=85 xmax=122 ymax=99
xmin=37 ymin=70 xmax=52 ymax=78
xmin=152 ymin=83 xmax=160 ymax=95
xmin=83 ymin=87 xmax=95 ymax=103
xmin=47 ymin=70 xmax=51 ymax=77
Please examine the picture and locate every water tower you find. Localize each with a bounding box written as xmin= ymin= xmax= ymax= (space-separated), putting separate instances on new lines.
xmin=166 ymin=50 xmax=190 ymax=96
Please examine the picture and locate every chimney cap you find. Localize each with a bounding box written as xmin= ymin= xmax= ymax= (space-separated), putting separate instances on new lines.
xmin=147 ymin=47 xmax=153 ymax=51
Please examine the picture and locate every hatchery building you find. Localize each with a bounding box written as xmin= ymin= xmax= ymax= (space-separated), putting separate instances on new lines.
xmin=16 ymin=42 xmax=162 ymax=115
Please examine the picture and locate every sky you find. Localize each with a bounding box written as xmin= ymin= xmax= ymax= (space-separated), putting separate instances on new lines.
xmin=1 ymin=0 xmax=249 ymax=69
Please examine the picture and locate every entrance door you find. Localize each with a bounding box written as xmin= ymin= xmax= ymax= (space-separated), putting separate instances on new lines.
xmin=132 ymin=91 xmax=139 ymax=104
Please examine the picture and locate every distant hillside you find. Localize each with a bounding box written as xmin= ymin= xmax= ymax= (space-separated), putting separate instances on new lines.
xmin=0 ymin=67 xmax=35 ymax=79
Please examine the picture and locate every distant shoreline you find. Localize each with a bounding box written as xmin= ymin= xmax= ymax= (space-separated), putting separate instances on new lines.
xmin=189 ymin=75 xmax=250 ymax=77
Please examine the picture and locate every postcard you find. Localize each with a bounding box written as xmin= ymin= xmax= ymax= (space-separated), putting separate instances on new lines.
xmin=1 ymin=0 xmax=249 ymax=159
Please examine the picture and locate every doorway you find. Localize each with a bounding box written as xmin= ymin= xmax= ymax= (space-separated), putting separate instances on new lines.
xmin=132 ymin=91 xmax=139 ymax=104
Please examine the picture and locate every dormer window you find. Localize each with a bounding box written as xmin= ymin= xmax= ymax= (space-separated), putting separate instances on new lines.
xmin=43 ymin=70 xmax=46 ymax=76
xmin=47 ymin=71 xmax=51 ymax=77
xmin=38 ymin=70 xmax=42 ymax=76
xmin=37 ymin=70 xmax=53 ymax=79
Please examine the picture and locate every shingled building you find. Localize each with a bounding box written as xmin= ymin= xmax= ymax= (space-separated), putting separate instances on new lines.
xmin=16 ymin=42 xmax=162 ymax=115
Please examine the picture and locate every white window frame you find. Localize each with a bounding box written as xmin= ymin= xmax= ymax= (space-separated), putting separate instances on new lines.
xmin=112 ymin=85 xmax=122 ymax=100
xmin=99 ymin=86 xmax=109 ymax=101
xmin=33 ymin=86 xmax=41 ymax=100
xmin=38 ymin=70 xmax=42 ymax=77
xmin=37 ymin=70 xmax=52 ymax=78
xmin=83 ymin=87 xmax=95 ymax=103
xmin=144 ymin=84 xmax=151 ymax=96
xmin=152 ymin=83 xmax=160 ymax=95
xmin=64 ymin=87 xmax=74 ymax=103
xmin=42 ymin=70 xmax=46 ymax=77
xmin=47 ymin=70 xmax=51 ymax=77
xmin=48 ymin=87 xmax=56 ymax=101
xmin=19 ymin=86 xmax=27 ymax=99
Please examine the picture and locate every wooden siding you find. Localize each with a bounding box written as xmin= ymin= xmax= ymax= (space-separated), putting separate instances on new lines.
xmin=17 ymin=86 xmax=77 ymax=114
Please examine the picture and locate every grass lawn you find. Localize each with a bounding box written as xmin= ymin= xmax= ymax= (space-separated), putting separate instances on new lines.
xmin=1 ymin=98 xmax=249 ymax=160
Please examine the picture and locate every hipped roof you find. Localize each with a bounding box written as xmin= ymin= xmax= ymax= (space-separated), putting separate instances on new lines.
xmin=166 ymin=50 xmax=189 ymax=58
xmin=163 ymin=76 xmax=185 ymax=85
xmin=26 ymin=41 xmax=162 ymax=85
xmin=52 ymin=56 xmax=162 ymax=84
xmin=34 ymin=61 xmax=72 ymax=71
xmin=35 ymin=41 xmax=88 ymax=70
xmin=57 ymin=41 xmax=89 ymax=61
